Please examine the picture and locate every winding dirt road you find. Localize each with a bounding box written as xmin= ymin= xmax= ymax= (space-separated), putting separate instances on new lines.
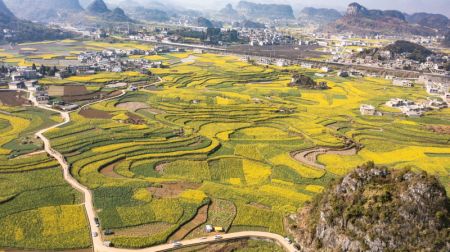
xmin=29 ymin=90 xmax=296 ymax=252
xmin=292 ymin=147 xmax=357 ymax=170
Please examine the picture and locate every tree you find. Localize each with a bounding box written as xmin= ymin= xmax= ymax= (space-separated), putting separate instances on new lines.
xmin=39 ymin=64 xmax=46 ymax=75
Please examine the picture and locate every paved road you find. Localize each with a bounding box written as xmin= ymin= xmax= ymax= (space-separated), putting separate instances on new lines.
xmin=30 ymin=90 xmax=297 ymax=252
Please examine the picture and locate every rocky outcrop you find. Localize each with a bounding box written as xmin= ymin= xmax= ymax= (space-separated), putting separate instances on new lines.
xmin=289 ymin=74 xmax=328 ymax=90
xmin=383 ymin=40 xmax=433 ymax=62
xmin=197 ymin=17 xmax=214 ymax=28
xmin=288 ymin=162 xmax=450 ymax=252
xmin=86 ymin=0 xmax=109 ymax=14
xmin=86 ymin=0 xmax=132 ymax=22
xmin=0 ymin=0 xmax=14 ymax=22
xmin=218 ymin=3 xmax=239 ymax=21
xmin=327 ymin=2 xmax=436 ymax=36
xmin=4 ymin=0 xmax=84 ymax=22
xmin=347 ymin=2 xmax=405 ymax=20
xmin=0 ymin=0 xmax=73 ymax=43
xmin=298 ymin=8 xmax=342 ymax=24
xmin=406 ymin=12 xmax=449 ymax=31
xmin=108 ymin=7 xmax=132 ymax=22
xmin=236 ymin=1 xmax=294 ymax=20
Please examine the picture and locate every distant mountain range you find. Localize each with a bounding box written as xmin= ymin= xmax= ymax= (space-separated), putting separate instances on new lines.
xmin=326 ymin=2 xmax=448 ymax=36
xmin=86 ymin=0 xmax=132 ymax=22
xmin=215 ymin=1 xmax=294 ymax=21
xmin=0 ymin=0 xmax=73 ymax=43
xmin=4 ymin=0 xmax=83 ymax=22
xmin=298 ymin=7 xmax=342 ymax=24
xmin=117 ymin=0 xmax=170 ymax=22
xmin=4 ymin=0 xmax=132 ymax=24
xmin=406 ymin=13 xmax=449 ymax=30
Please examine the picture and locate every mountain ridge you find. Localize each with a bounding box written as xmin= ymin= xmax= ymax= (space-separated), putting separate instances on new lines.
xmin=236 ymin=1 xmax=295 ymax=20
xmin=0 ymin=0 xmax=74 ymax=43
xmin=326 ymin=2 xmax=438 ymax=36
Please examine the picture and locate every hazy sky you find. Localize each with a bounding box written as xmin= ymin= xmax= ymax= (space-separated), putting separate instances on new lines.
xmin=103 ymin=0 xmax=450 ymax=16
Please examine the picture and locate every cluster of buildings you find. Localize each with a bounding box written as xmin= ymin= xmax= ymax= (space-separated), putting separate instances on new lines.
xmin=49 ymin=47 xmax=171 ymax=79
xmin=244 ymin=29 xmax=295 ymax=47
xmin=360 ymin=104 xmax=382 ymax=116
xmin=73 ymin=49 xmax=161 ymax=75
xmin=385 ymin=98 xmax=447 ymax=117
xmin=331 ymin=48 xmax=450 ymax=76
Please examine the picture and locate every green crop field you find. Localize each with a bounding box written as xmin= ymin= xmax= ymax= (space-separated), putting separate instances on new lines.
xmin=0 ymin=106 xmax=90 ymax=250
xmin=1 ymin=39 xmax=449 ymax=250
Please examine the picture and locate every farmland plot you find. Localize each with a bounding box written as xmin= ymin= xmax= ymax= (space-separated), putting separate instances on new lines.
xmin=1 ymin=45 xmax=447 ymax=249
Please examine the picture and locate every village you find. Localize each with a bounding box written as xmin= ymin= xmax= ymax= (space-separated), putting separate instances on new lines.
xmin=360 ymin=75 xmax=449 ymax=117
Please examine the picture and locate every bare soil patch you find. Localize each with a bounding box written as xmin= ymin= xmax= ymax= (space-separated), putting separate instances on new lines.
xmin=116 ymin=102 xmax=149 ymax=112
xmin=0 ymin=91 xmax=29 ymax=106
xmin=249 ymin=202 xmax=271 ymax=210
xmin=147 ymin=182 xmax=201 ymax=198
xmin=169 ymin=205 xmax=208 ymax=242
xmin=79 ymin=108 xmax=112 ymax=119
xmin=125 ymin=112 xmax=146 ymax=124
xmin=143 ymin=108 xmax=165 ymax=115
xmin=100 ymin=162 xmax=125 ymax=179
xmin=426 ymin=125 xmax=450 ymax=134
xmin=112 ymin=222 xmax=172 ymax=237
xmin=61 ymin=90 xmax=121 ymax=103
xmin=292 ymin=147 xmax=357 ymax=169
xmin=155 ymin=162 xmax=167 ymax=173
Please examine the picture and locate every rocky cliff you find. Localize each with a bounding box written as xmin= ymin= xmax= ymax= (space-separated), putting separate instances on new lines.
xmin=4 ymin=0 xmax=83 ymax=22
xmin=86 ymin=0 xmax=132 ymax=22
xmin=327 ymin=2 xmax=436 ymax=36
xmin=86 ymin=0 xmax=109 ymax=14
xmin=236 ymin=1 xmax=294 ymax=20
xmin=0 ymin=0 xmax=73 ymax=43
xmin=288 ymin=162 xmax=450 ymax=251
xmin=406 ymin=12 xmax=449 ymax=31
xmin=298 ymin=7 xmax=342 ymax=24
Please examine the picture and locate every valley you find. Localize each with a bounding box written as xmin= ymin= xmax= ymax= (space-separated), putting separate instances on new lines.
xmin=0 ymin=0 xmax=449 ymax=251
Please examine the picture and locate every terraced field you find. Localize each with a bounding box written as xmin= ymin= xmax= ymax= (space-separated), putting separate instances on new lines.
xmin=41 ymin=52 xmax=450 ymax=248
xmin=1 ymin=46 xmax=449 ymax=250
xmin=0 ymin=106 xmax=90 ymax=250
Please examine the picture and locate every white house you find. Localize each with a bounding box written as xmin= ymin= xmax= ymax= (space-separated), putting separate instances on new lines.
xmin=321 ymin=66 xmax=331 ymax=72
xmin=276 ymin=59 xmax=288 ymax=67
xmin=8 ymin=81 xmax=25 ymax=90
xmin=393 ymin=79 xmax=414 ymax=87
xmin=360 ymin=104 xmax=381 ymax=116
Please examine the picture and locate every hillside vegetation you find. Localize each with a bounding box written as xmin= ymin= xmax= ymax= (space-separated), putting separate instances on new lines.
xmin=289 ymin=162 xmax=450 ymax=251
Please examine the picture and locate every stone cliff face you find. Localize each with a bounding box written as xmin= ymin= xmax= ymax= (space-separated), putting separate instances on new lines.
xmin=4 ymin=0 xmax=83 ymax=22
xmin=327 ymin=2 xmax=436 ymax=35
xmin=346 ymin=2 xmax=405 ymax=21
xmin=0 ymin=0 xmax=15 ymax=22
xmin=236 ymin=1 xmax=295 ymax=20
xmin=288 ymin=163 xmax=450 ymax=252
xmin=86 ymin=0 xmax=109 ymax=14
xmin=346 ymin=2 xmax=368 ymax=17
xmin=407 ymin=13 xmax=449 ymax=31
xmin=298 ymin=8 xmax=342 ymax=24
